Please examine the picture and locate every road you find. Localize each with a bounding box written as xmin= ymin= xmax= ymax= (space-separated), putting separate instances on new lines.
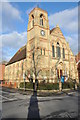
xmin=0 ymin=87 xmax=80 ymax=119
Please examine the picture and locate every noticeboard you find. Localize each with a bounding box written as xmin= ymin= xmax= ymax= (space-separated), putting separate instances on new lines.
xmin=61 ymin=76 xmax=64 ymax=83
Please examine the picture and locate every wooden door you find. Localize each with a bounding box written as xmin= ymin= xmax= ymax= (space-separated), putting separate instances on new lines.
xmin=60 ymin=69 xmax=62 ymax=78
xmin=57 ymin=69 xmax=59 ymax=78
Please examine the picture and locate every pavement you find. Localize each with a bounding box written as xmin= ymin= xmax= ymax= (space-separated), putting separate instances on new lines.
xmin=0 ymin=87 xmax=80 ymax=119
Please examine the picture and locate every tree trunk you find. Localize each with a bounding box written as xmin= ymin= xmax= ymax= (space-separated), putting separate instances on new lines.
xmin=33 ymin=82 xmax=36 ymax=92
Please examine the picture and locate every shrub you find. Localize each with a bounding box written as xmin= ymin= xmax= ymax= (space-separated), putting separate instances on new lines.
xmin=20 ymin=82 xmax=59 ymax=90
xmin=38 ymin=83 xmax=59 ymax=90
xmin=62 ymin=82 xmax=75 ymax=89
xmin=20 ymin=82 xmax=33 ymax=89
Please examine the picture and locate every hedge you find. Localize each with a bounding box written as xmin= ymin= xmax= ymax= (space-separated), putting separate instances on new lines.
xmin=62 ymin=82 xmax=75 ymax=89
xmin=38 ymin=83 xmax=59 ymax=90
xmin=20 ymin=82 xmax=59 ymax=90
xmin=20 ymin=82 xmax=33 ymax=89
xmin=20 ymin=81 xmax=76 ymax=90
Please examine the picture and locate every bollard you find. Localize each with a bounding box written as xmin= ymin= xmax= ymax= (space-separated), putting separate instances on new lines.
xmin=9 ymin=82 xmax=12 ymax=88
xmin=5 ymin=82 xmax=7 ymax=86
xmin=14 ymin=82 xmax=17 ymax=88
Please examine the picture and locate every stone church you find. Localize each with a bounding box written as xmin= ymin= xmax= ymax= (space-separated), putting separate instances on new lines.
xmin=4 ymin=7 xmax=79 ymax=88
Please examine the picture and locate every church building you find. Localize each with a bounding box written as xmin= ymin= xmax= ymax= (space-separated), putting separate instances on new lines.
xmin=4 ymin=7 xmax=79 ymax=88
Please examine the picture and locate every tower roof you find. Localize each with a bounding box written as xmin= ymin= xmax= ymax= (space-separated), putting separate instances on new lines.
xmin=29 ymin=7 xmax=47 ymax=15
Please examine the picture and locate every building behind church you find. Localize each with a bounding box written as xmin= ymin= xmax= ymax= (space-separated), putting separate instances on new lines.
xmin=75 ymin=52 xmax=80 ymax=82
xmin=4 ymin=7 xmax=79 ymax=88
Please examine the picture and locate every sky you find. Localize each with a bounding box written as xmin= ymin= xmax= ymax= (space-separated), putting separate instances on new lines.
xmin=0 ymin=2 xmax=79 ymax=62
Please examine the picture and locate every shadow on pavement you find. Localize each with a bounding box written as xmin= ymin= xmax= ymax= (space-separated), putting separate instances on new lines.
xmin=27 ymin=91 xmax=41 ymax=120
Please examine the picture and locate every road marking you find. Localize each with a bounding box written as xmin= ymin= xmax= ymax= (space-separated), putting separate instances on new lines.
xmin=0 ymin=94 xmax=14 ymax=100
xmin=0 ymin=94 xmax=18 ymax=103
xmin=68 ymin=92 xmax=77 ymax=94
xmin=0 ymin=90 xmax=17 ymax=95
xmin=38 ymin=95 xmax=69 ymax=99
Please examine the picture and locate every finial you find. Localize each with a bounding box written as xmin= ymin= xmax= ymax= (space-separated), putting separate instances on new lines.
xmin=56 ymin=24 xmax=59 ymax=28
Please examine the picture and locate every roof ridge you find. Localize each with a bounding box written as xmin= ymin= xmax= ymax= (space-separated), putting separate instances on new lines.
xmin=6 ymin=45 xmax=26 ymax=66
xmin=50 ymin=27 xmax=56 ymax=34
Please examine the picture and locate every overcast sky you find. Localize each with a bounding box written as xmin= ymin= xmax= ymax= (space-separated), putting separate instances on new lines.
xmin=0 ymin=2 xmax=79 ymax=62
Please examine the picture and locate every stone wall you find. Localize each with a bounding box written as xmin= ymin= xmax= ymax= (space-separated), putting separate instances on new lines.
xmin=4 ymin=59 xmax=27 ymax=87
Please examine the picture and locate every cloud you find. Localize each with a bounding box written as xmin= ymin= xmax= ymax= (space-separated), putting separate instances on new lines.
xmin=48 ymin=6 xmax=78 ymax=55
xmin=48 ymin=6 xmax=78 ymax=33
xmin=0 ymin=2 xmax=23 ymax=33
xmin=2 ymin=2 xmax=22 ymax=21
xmin=1 ymin=31 xmax=27 ymax=49
xmin=26 ymin=4 xmax=40 ymax=15
xmin=65 ymin=34 xmax=78 ymax=55
xmin=26 ymin=7 xmax=35 ymax=15
xmin=0 ymin=31 xmax=27 ymax=62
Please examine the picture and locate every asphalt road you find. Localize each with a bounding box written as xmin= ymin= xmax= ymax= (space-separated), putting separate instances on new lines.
xmin=0 ymin=87 xmax=80 ymax=119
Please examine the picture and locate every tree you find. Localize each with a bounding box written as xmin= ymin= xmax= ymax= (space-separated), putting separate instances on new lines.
xmin=25 ymin=46 xmax=42 ymax=91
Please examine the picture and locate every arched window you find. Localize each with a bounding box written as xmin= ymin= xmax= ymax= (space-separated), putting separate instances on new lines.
xmin=41 ymin=48 xmax=42 ymax=55
xmin=33 ymin=52 xmax=34 ymax=61
xmin=40 ymin=14 xmax=43 ymax=26
xmin=56 ymin=42 xmax=61 ymax=58
xmin=31 ymin=15 xmax=34 ymax=27
xmin=52 ymin=45 xmax=55 ymax=57
xmin=44 ymin=48 xmax=45 ymax=55
xmin=63 ymin=48 xmax=65 ymax=58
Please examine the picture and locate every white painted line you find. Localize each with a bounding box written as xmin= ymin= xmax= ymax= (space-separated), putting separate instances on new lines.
xmin=0 ymin=91 xmax=10 ymax=93
xmin=38 ymin=95 xmax=69 ymax=99
xmin=68 ymin=92 xmax=76 ymax=94
xmin=0 ymin=98 xmax=18 ymax=103
xmin=0 ymin=94 xmax=12 ymax=100
xmin=0 ymin=95 xmax=18 ymax=102
xmin=0 ymin=91 xmax=17 ymax=95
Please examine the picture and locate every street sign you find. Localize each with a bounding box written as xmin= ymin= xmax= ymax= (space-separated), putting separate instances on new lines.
xmin=61 ymin=76 xmax=64 ymax=83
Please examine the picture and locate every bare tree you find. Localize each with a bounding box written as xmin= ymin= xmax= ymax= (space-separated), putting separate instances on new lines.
xmin=25 ymin=46 xmax=43 ymax=91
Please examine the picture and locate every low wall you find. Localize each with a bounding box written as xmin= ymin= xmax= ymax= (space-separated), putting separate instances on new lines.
xmin=0 ymin=81 xmax=18 ymax=88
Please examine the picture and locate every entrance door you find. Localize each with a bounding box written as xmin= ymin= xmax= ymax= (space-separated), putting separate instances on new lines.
xmin=57 ymin=69 xmax=59 ymax=78
xmin=57 ymin=69 xmax=63 ymax=78
xmin=60 ymin=69 xmax=62 ymax=78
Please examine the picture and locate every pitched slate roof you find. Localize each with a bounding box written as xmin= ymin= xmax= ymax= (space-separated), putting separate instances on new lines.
xmin=6 ymin=45 xmax=26 ymax=66
xmin=50 ymin=28 xmax=56 ymax=34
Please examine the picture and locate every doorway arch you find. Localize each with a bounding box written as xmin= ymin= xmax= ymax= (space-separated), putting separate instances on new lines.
xmin=57 ymin=61 xmax=66 ymax=78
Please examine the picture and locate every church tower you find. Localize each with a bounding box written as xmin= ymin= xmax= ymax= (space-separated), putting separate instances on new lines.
xmin=26 ymin=7 xmax=50 ymax=73
xmin=4 ymin=6 xmax=79 ymax=87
